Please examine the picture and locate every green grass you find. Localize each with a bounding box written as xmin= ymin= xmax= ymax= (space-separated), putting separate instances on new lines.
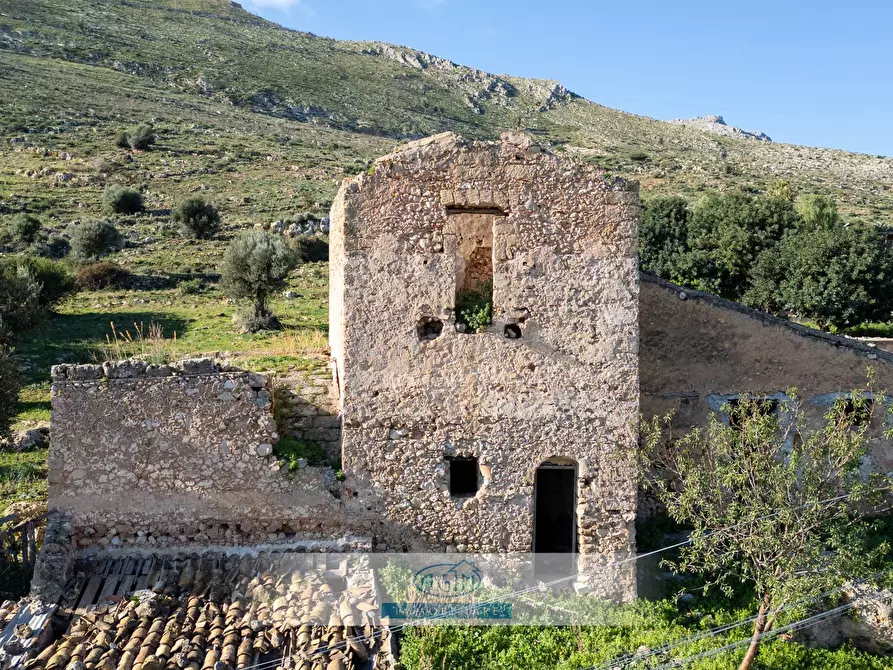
xmin=273 ymin=435 xmax=328 ymax=471
xmin=0 ymin=449 xmax=48 ymax=511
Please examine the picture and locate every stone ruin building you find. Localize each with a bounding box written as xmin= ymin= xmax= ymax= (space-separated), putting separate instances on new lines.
xmin=328 ymin=131 xmax=639 ymax=598
xmin=7 ymin=131 xmax=893 ymax=665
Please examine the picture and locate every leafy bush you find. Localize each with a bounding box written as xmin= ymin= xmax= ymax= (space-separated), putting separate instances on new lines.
xmin=10 ymin=214 xmax=41 ymax=246
xmin=456 ymin=280 xmax=492 ymax=332
xmin=171 ymin=197 xmax=220 ymax=239
xmin=221 ymin=230 xmax=299 ymax=333
xmin=177 ymin=278 xmax=205 ymax=295
xmin=102 ymin=185 xmax=144 ymax=215
xmin=292 ymin=234 xmax=329 ymax=262
xmin=0 ymin=265 xmax=42 ymax=346
xmin=9 ymin=256 xmax=76 ymax=308
xmin=274 ymin=436 xmax=328 ymax=471
xmin=32 ymin=234 xmax=71 ymax=259
xmin=116 ymin=124 xmax=155 ymax=150
xmin=75 ymin=261 xmax=130 ymax=290
xmin=0 ymin=350 xmax=20 ymax=443
xmin=69 ymin=220 xmax=123 ymax=260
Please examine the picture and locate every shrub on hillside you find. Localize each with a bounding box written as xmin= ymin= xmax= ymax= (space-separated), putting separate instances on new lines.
xmin=292 ymin=235 xmax=329 ymax=263
xmin=7 ymin=256 xmax=77 ymax=309
xmin=69 ymin=220 xmax=123 ymax=261
xmin=32 ymin=234 xmax=71 ymax=259
xmin=178 ymin=278 xmax=205 ymax=295
xmin=116 ymin=124 xmax=155 ymax=151
xmin=0 ymin=265 xmax=42 ymax=346
xmin=75 ymin=261 xmax=131 ymax=290
xmin=172 ymin=197 xmax=220 ymax=239
xmin=10 ymin=214 xmax=41 ymax=246
xmin=221 ymin=230 xmax=299 ymax=333
xmin=0 ymin=349 xmax=20 ymax=444
xmin=102 ymin=185 xmax=144 ymax=215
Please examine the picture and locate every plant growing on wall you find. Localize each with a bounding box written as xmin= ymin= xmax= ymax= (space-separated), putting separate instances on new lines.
xmin=456 ymin=280 xmax=492 ymax=333
xmin=640 ymin=391 xmax=893 ymax=670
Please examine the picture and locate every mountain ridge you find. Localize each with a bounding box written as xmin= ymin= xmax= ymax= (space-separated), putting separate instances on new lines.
xmin=0 ymin=0 xmax=891 ymax=227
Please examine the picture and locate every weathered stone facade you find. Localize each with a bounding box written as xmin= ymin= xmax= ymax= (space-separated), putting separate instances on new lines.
xmin=330 ymin=132 xmax=641 ymax=600
xmin=49 ymin=359 xmax=348 ymax=549
xmin=640 ymin=274 xmax=893 ymax=487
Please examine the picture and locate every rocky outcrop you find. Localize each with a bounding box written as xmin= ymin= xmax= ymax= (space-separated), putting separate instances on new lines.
xmin=668 ymin=114 xmax=772 ymax=141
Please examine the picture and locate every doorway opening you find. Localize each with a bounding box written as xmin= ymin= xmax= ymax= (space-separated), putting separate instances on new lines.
xmin=533 ymin=462 xmax=577 ymax=578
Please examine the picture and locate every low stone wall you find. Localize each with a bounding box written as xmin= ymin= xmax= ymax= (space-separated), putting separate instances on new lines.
xmin=49 ymin=359 xmax=346 ymax=547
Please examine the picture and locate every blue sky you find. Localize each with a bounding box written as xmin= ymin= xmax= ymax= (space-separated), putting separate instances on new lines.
xmin=242 ymin=0 xmax=893 ymax=156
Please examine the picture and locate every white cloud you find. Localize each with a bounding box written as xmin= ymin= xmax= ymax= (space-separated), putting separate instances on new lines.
xmin=245 ymin=0 xmax=313 ymax=13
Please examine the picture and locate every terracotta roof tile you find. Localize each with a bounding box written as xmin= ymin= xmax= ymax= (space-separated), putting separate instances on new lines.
xmin=25 ymin=553 xmax=389 ymax=670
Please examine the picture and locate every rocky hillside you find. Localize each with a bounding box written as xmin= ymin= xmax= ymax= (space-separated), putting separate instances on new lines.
xmin=0 ymin=0 xmax=892 ymax=228
xmin=669 ymin=115 xmax=772 ymax=142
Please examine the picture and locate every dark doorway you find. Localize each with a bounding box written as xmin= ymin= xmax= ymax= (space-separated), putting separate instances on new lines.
xmin=533 ymin=464 xmax=577 ymax=578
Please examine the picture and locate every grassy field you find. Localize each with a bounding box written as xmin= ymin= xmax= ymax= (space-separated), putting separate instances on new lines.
xmin=10 ymin=260 xmax=329 ymax=431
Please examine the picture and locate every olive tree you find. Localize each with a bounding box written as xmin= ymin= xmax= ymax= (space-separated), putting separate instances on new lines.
xmin=641 ymin=392 xmax=892 ymax=670
xmin=221 ymin=230 xmax=299 ymax=332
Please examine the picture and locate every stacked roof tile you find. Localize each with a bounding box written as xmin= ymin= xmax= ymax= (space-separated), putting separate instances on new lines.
xmin=23 ymin=553 xmax=389 ymax=670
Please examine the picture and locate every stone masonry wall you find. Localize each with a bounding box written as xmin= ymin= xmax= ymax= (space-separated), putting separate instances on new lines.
xmin=276 ymin=369 xmax=342 ymax=464
xmin=50 ymin=359 xmax=348 ymax=549
xmin=330 ymin=132 xmax=640 ymax=601
xmin=640 ymin=274 xmax=893 ymax=484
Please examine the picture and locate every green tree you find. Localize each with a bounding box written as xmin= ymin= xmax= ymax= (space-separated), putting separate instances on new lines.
xmin=750 ymin=224 xmax=893 ymax=330
xmin=220 ymin=230 xmax=299 ymax=332
xmin=641 ymin=393 xmax=891 ymax=670
xmin=0 ymin=263 xmax=43 ymax=346
xmin=171 ymin=197 xmax=220 ymax=239
xmin=0 ymin=349 xmax=20 ymax=443
xmin=795 ymin=193 xmax=839 ymax=228
xmin=639 ymin=196 xmax=693 ymax=284
xmin=640 ymin=192 xmax=799 ymax=301
xmin=69 ymin=220 xmax=123 ymax=261
xmin=102 ymin=185 xmax=144 ymax=215
xmin=686 ymin=192 xmax=798 ymax=299
xmin=10 ymin=214 xmax=41 ymax=246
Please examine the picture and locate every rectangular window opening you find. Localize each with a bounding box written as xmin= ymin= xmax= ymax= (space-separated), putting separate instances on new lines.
xmin=839 ymin=397 xmax=873 ymax=427
xmin=452 ymin=213 xmax=494 ymax=333
xmin=449 ymin=457 xmax=479 ymax=497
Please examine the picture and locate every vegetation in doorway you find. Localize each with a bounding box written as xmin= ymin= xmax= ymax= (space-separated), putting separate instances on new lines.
xmin=273 ymin=436 xmax=328 ymax=471
xmin=455 ymin=280 xmax=493 ymax=333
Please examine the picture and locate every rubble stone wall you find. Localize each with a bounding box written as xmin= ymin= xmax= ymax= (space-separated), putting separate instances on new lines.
xmin=330 ymin=132 xmax=640 ymax=601
xmin=640 ymin=275 xmax=893 ymax=477
xmin=49 ymin=359 xmax=346 ymax=548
